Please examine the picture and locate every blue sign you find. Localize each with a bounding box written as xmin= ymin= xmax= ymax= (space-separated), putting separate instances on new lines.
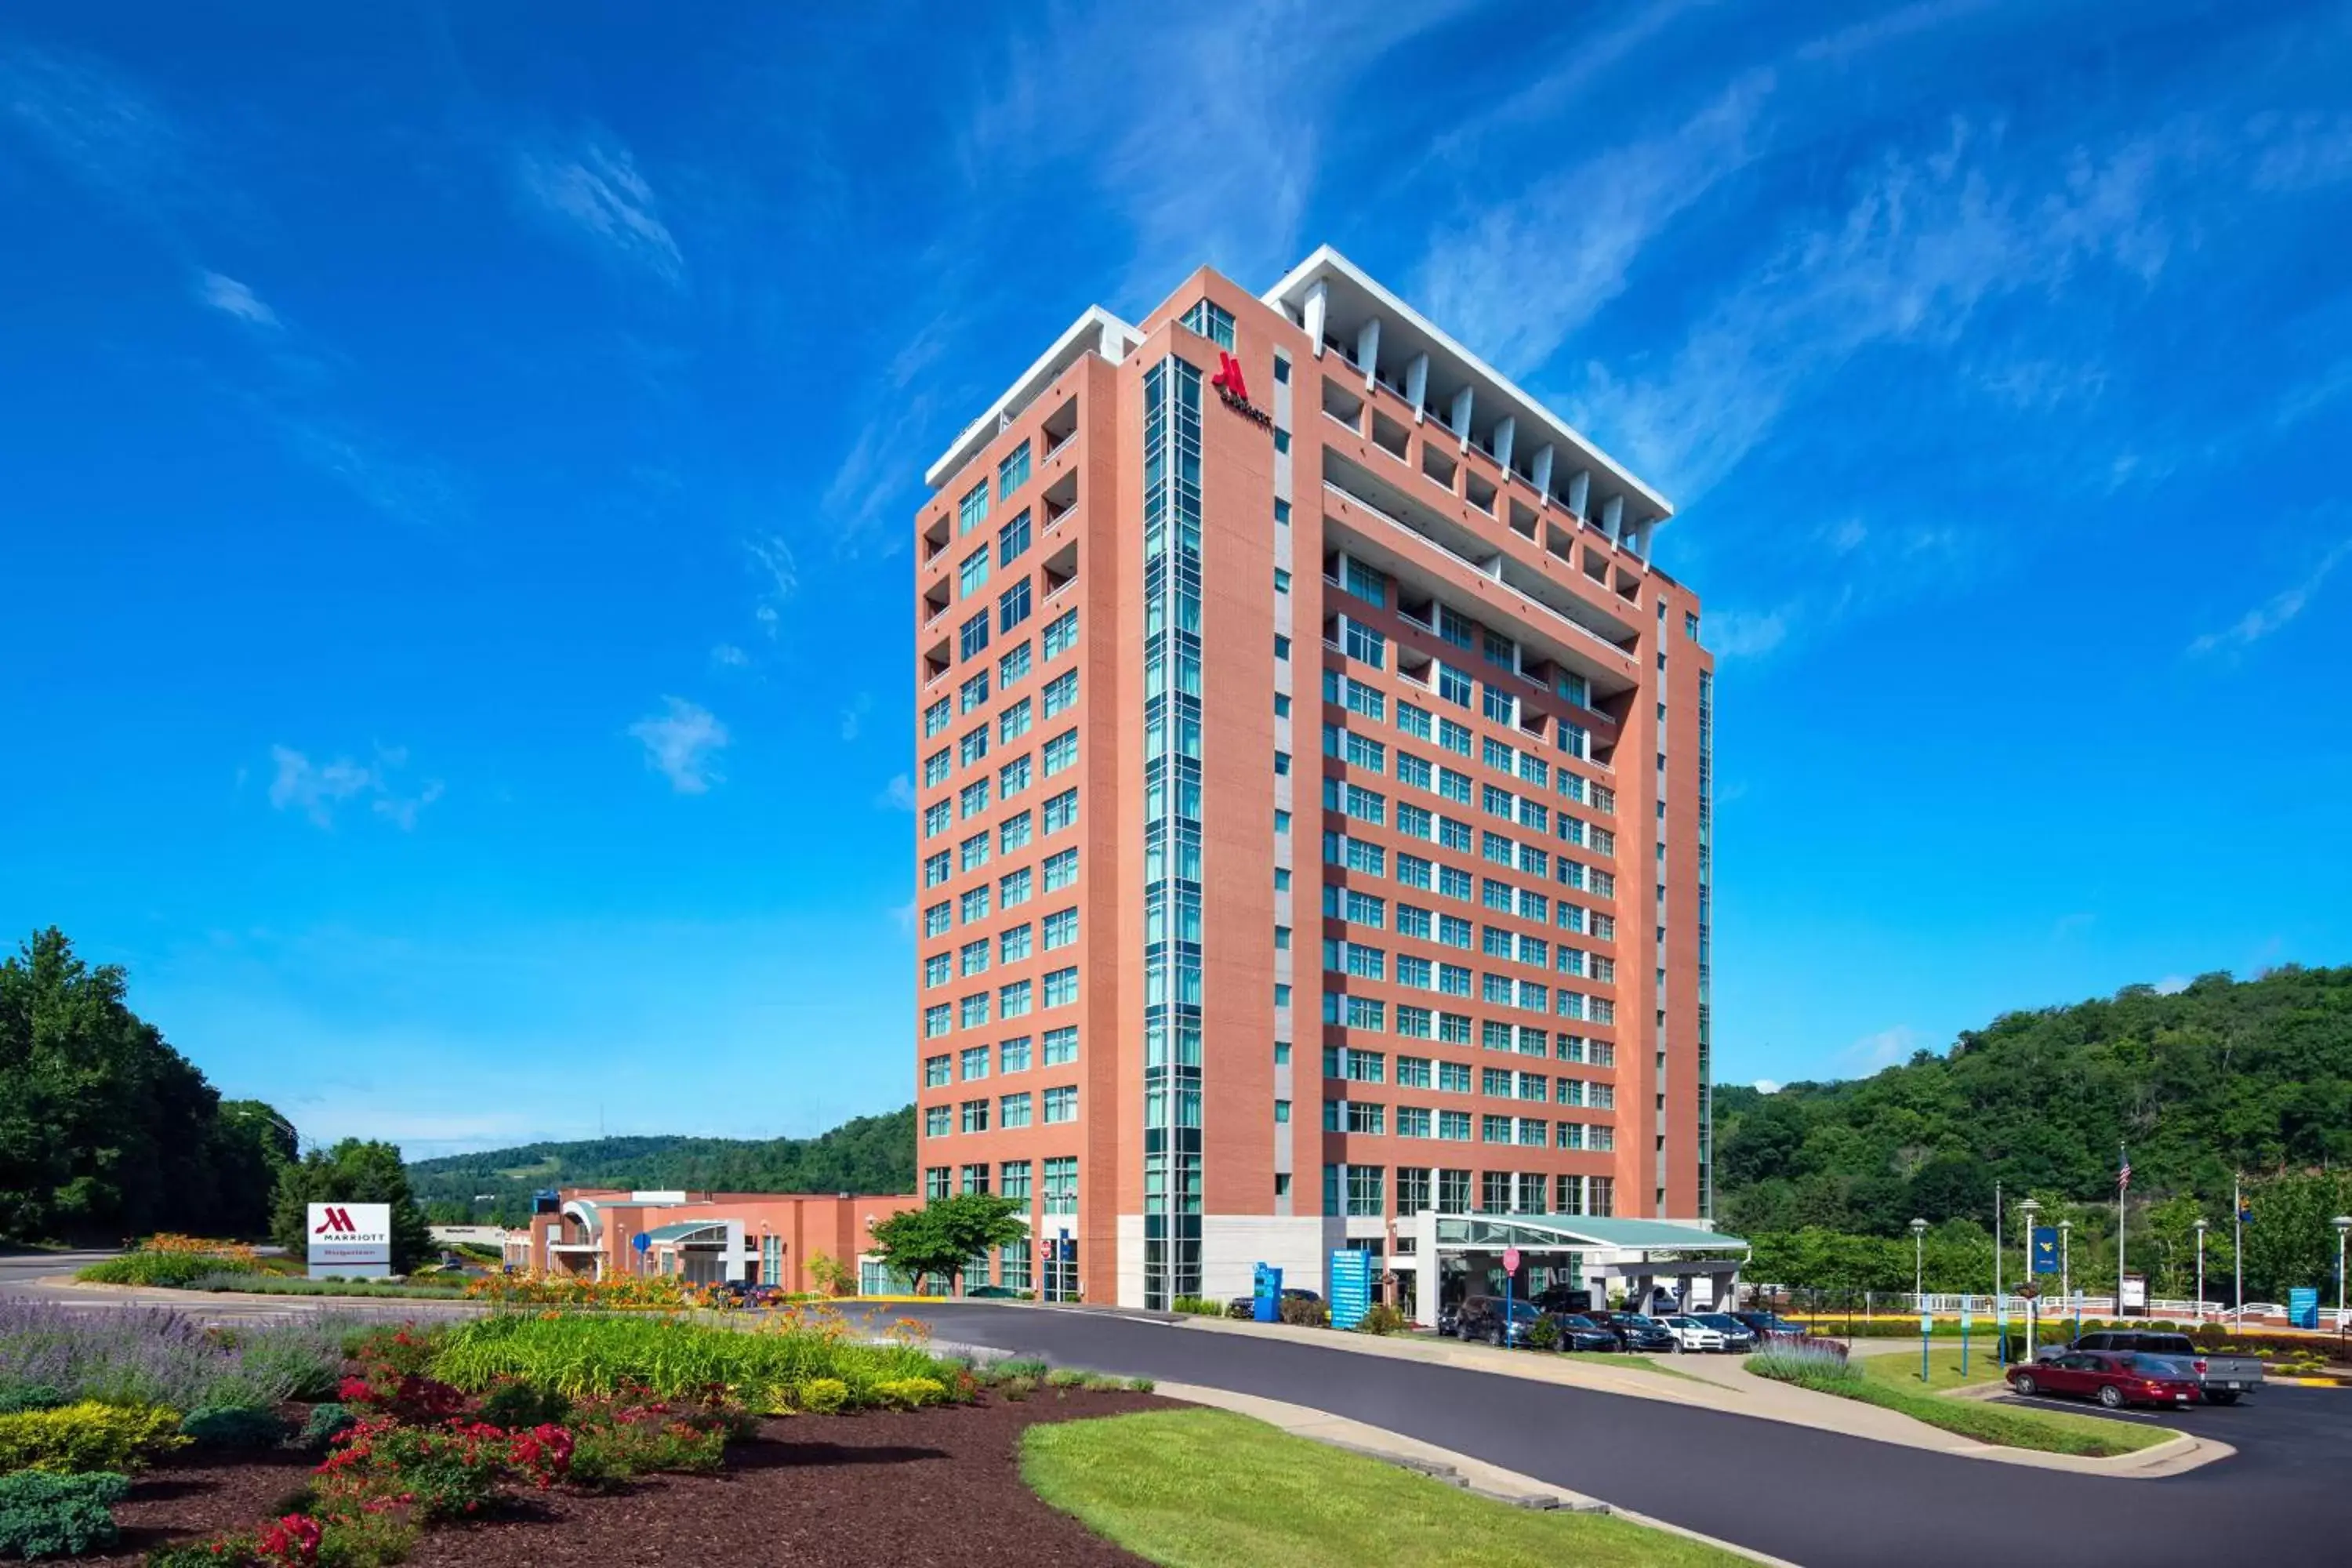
xmin=2288 ymin=1287 xmax=2320 ymax=1329
xmin=2031 ymin=1226 xmax=2059 ymax=1275
xmin=1252 ymin=1263 xmax=1282 ymax=1323
xmin=1330 ymin=1250 xmax=1374 ymax=1330
xmin=630 ymin=1232 xmax=650 ymax=1254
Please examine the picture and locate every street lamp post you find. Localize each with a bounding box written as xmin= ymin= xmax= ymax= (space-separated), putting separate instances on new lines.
xmin=2016 ymin=1198 xmax=2042 ymax=1363
xmin=1911 ymin=1218 xmax=1928 ymax=1310
xmin=2194 ymin=1219 xmax=2209 ymax=1324
xmin=2333 ymin=1216 xmax=2351 ymax=1345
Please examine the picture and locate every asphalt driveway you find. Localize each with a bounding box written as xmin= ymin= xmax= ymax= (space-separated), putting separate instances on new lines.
xmin=893 ymin=1303 xmax=2347 ymax=1568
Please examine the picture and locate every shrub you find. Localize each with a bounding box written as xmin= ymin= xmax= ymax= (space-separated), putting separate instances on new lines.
xmin=1746 ymin=1341 xmax=1861 ymax=1385
xmin=0 ymin=1385 xmax=64 ymax=1416
xmin=296 ymin=1405 xmax=358 ymax=1454
xmin=1125 ymin=1377 xmax=1156 ymax=1393
xmin=560 ymin=1390 xmax=735 ymax=1489
xmin=1523 ymin=1316 xmax=1562 ymax=1351
xmin=1170 ymin=1295 xmax=1224 ymax=1316
xmin=75 ymin=1249 xmax=265 ymax=1289
xmin=872 ymin=1377 xmax=947 ymax=1410
xmin=0 ymin=1302 xmax=358 ymax=1414
xmin=1045 ymin=1368 xmax=1087 ymax=1389
xmin=1278 ymin=1297 xmax=1331 ymax=1329
xmin=314 ymin=1509 xmax=416 ymax=1568
xmin=0 ymin=1401 xmax=186 ymax=1473
xmin=0 ymin=1470 xmax=129 ymax=1559
xmin=997 ymin=1376 xmax=1037 ymax=1401
xmin=313 ymin=1418 xmax=572 ymax=1522
xmin=793 ymin=1377 xmax=849 ymax=1414
xmin=1225 ymin=1298 xmax=1254 ymax=1320
xmin=993 ymin=1357 xmax=1050 ymax=1381
xmin=181 ymin=1404 xmax=291 ymax=1450
xmin=1356 ymin=1303 xmax=1410 ymax=1337
xmin=474 ymin=1378 xmax=572 ymax=1431
xmin=430 ymin=1312 xmax=962 ymax=1414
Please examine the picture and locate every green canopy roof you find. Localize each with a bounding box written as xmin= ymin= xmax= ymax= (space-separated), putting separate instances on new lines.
xmin=639 ymin=1221 xmax=730 ymax=1245
xmin=1432 ymin=1214 xmax=1748 ymax=1253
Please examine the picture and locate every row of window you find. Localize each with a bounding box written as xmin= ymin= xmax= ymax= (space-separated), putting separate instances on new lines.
xmin=921 ymin=800 xmax=1080 ymax=884
xmin=1330 ymin=668 xmax=1614 ymax=815
xmin=1321 ymin=1167 xmax=1619 ymax=1219
xmin=920 ymin=745 xmax=1080 ymax=840
xmin=922 ymin=1086 xmax=1078 ymax=1136
xmin=1321 ymin=985 xmax=1615 ymax=1029
xmin=1330 ymin=562 xmax=1603 ymax=716
xmin=923 ymin=1027 xmax=1079 ymax=1086
xmin=1322 ymin=827 xmax=1618 ymax=906
xmin=1321 ymin=876 xmax=1613 ymax=946
xmin=921 ymin=847 xmax=1080 ymax=935
xmin=1316 ymin=906 xmax=1613 ymax=979
xmin=919 ymin=906 xmax=1081 ymax=988
xmin=923 ymin=1154 xmax=1079 ymax=1212
xmin=920 ymin=967 xmax=1081 ymax=1036
xmin=1317 ymin=1102 xmax=1617 ymax=1149
xmin=1319 ymin=1046 xmax=1616 ymax=1102
xmin=1322 ymin=724 xmax=1616 ymax=855
xmin=1332 ymin=615 xmax=1593 ymax=760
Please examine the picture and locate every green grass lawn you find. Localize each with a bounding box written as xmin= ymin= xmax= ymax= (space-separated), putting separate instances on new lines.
xmin=1022 ymin=1408 xmax=1744 ymax=1568
xmin=1747 ymin=1352 xmax=2172 ymax=1457
xmin=1572 ymin=1350 xmax=1702 ymax=1381
xmin=1858 ymin=1344 xmax=2009 ymax=1393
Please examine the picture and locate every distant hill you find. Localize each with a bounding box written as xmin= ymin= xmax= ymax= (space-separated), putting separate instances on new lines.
xmin=406 ymin=1106 xmax=915 ymax=1222
xmin=1716 ymin=965 xmax=2352 ymax=1238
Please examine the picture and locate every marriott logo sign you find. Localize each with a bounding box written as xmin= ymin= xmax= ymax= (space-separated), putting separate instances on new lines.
xmin=1211 ymin=350 xmax=1272 ymax=430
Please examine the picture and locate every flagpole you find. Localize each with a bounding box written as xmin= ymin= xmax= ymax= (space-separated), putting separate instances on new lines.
xmin=2234 ymin=1172 xmax=2244 ymax=1329
xmin=2117 ymin=1143 xmax=2127 ymax=1315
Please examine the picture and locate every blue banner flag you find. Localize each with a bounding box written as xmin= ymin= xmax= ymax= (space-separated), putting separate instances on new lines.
xmin=2031 ymin=1226 xmax=2059 ymax=1274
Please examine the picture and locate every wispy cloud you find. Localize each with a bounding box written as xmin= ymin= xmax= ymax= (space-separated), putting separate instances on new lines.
xmin=1416 ymin=73 xmax=1773 ymax=380
xmin=2187 ymin=538 xmax=2352 ymax=655
xmin=838 ymin=691 xmax=873 ymax=742
xmin=744 ymin=532 xmax=798 ymax=637
xmin=1702 ymin=605 xmax=1791 ymax=659
xmin=0 ymin=43 xmax=205 ymax=223
xmin=267 ymin=744 xmax=442 ymax=830
xmin=196 ymin=270 xmax=278 ymax=328
xmin=628 ymin=697 xmax=728 ymax=794
xmin=511 ymin=126 xmax=684 ymax=285
xmin=875 ymin=773 xmax=916 ymax=811
xmin=1845 ymin=1025 xmax=1923 ymax=1073
xmin=709 ymin=643 xmax=750 ymax=670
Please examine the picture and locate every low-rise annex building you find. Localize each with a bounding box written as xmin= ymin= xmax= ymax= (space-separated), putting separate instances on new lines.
xmin=515 ymin=1187 xmax=923 ymax=1292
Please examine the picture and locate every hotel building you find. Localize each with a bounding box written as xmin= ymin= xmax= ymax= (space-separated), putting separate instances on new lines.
xmin=910 ymin=248 xmax=1726 ymax=1317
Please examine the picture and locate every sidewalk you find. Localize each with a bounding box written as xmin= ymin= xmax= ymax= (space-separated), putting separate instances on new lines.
xmin=1163 ymin=1314 xmax=2230 ymax=1477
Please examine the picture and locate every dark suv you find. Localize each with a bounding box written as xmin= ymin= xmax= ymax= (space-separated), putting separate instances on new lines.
xmin=1456 ymin=1295 xmax=1548 ymax=1347
xmin=1548 ymin=1312 xmax=1624 ymax=1352
xmin=1588 ymin=1311 xmax=1679 ymax=1352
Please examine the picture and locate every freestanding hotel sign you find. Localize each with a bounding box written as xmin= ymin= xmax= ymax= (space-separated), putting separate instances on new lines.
xmin=307 ymin=1202 xmax=394 ymax=1279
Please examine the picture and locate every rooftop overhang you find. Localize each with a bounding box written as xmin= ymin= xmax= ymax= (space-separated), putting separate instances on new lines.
xmin=924 ymin=306 xmax=1140 ymax=492
xmin=1430 ymin=1214 xmax=1751 ymax=1258
xmin=1263 ymin=245 xmax=1672 ymax=530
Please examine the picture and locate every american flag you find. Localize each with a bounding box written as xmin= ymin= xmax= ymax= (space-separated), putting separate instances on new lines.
xmin=2118 ymin=1149 xmax=2132 ymax=1193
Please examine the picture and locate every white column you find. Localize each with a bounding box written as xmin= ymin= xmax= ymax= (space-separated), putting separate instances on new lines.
xmin=1405 ymin=353 xmax=1428 ymax=423
xmin=1449 ymin=385 xmax=1474 ymax=447
xmin=1411 ymin=1210 xmax=1439 ymax=1327
xmin=1530 ymin=443 xmax=1555 ymax=498
xmin=1492 ymin=415 xmax=1515 ymax=473
xmin=1566 ymin=470 xmax=1591 ymax=517
xmin=1356 ymin=317 xmax=1381 ymax=391
xmin=1303 ymin=281 xmax=1329 ymax=358
xmin=1601 ymin=494 xmax=1624 ymax=541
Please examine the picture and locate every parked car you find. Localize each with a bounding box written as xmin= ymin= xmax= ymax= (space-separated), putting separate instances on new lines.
xmin=1657 ymin=1315 xmax=1730 ymax=1352
xmin=2035 ymin=1330 xmax=2263 ymax=1404
xmin=1731 ymin=1311 xmax=1809 ymax=1341
xmin=1532 ymin=1286 xmax=1595 ymax=1315
xmin=1588 ymin=1311 xmax=1679 ymax=1352
xmin=1548 ymin=1313 xmax=1625 ymax=1352
xmin=1691 ymin=1312 xmax=1759 ymax=1352
xmin=963 ymin=1283 xmax=1020 ymax=1298
xmin=1457 ymin=1295 xmax=1548 ymax=1347
xmin=2008 ymin=1351 xmax=2204 ymax=1410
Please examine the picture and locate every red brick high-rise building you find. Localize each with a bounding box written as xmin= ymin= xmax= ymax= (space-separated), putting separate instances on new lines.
xmin=910 ymin=248 xmax=1725 ymax=1316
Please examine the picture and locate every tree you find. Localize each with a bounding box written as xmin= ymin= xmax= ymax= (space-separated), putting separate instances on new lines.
xmin=866 ymin=1192 xmax=1027 ymax=1293
xmin=0 ymin=927 xmax=283 ymax=1243
xmin=805 ymin=1250 xmax=855 ymax=1298
xmin=270 ymin=1138 xmax=434 ymax=1272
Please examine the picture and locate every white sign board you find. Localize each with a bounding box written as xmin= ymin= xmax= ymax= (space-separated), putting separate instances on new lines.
xmin=307 ymin=1203 xmax=394 ymax=1279
xmin=2118 ymin=1274 xmax=2147 ymax=1312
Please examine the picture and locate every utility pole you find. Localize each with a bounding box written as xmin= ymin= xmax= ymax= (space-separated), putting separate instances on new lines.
xmin=2234 ymin=1173 xmax=2245 ymax=1329
xmin=1994 ymin=1179 xmax=2004 ymax=1362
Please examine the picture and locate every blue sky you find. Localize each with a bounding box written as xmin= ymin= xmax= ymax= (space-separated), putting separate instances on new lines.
xmin=3 ymin=2 xmax=2348 ymax=1155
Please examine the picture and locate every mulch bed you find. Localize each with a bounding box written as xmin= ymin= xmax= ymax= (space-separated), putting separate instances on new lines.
xmin=85 ymin=1390 xmax=1175 ymax=1566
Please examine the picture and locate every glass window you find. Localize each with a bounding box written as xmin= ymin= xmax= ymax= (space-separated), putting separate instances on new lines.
xmin=1043 ymin=907 xmax=1078 ymax=949
xmin=1000 ymin=1091 xmax=1032 ymax=1129
xmin=1044 ymin=848 xmax=1078 ymax=890
xmin=1000 ymin=1160 xmax=1033 ymax=1201
xmin=1043 ymin=1025 xmax=1076 ymax=1065
xmin=1043 ymin=608 xmax=1078 ymax=659
xmin=1043 ymin=670 xmax=1077 ymax=717
xmin=999 ymin=978 xmax=1033 ymax=1018
xmin=957 ymin=478 xmax=989 ymax=535
xmin=998 ymin=640 xmax=1033 ymax=688
xmin=1044 ymin=966 xmax=1079 ymax=1007
xmin=959 ymin=546 xmax=989 ymax=600
xmin=1000 ymin=698 xmax=1033 ymax=743
xmin=923 ymin=697 xmax=951 ymax=738
xmin=998 ymin=440 xmax=1031 ymax=499
xmin=1044 ymin=787 xmax=1078 ymax=833
xmin=960 ymin=611 xmax=990 ymax=660
xmin=1000 ymin=578 xmax=1033 ymax=633
xmin=923 ymin=900 xmax=952 ymax=938
xmin=1000 ymin=924 xmax=1033 ymax=963
xmin=1000 ymin=754 xmax=1032 ymax=797
xmin=999 ymin=509 xmax=1032 ymax=568
xmin=1043 ymin=1085 xmax=1078 ymax=1123
xmin=1043 ymin=729 xmax=1079 ymax=776
xmin=1000 ymin=1036 xmax=1031 ymax=1073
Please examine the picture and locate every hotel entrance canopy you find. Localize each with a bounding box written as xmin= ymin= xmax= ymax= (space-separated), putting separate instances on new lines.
xmin=1431 ymin=1214 xmax=1750 ymax=1258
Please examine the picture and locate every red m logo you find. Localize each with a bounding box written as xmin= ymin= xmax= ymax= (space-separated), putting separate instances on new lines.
xmin=314 ymin=1207 xmax=356 ymax=1235
xmin=1212 ymin=350 xmax=1249 ymax=404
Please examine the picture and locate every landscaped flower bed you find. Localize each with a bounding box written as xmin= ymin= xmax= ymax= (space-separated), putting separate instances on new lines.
xmin=0 ymin=1300 xmax=1175 ymax=1566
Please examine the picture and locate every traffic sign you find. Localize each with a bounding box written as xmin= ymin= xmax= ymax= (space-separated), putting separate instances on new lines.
xmin=631 ymin=1232 xmax=651 ymax=1254
xmin=1502 ymin=1247 xmax=1522 ymax=1274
